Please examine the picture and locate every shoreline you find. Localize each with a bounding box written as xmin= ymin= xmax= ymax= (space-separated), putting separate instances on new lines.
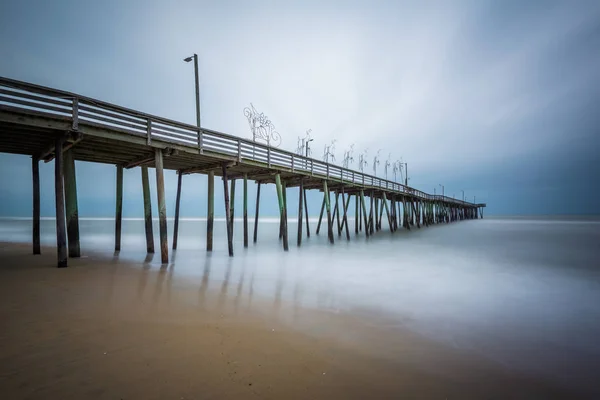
xmin=0 ymin=242 xmax=581 ymax=399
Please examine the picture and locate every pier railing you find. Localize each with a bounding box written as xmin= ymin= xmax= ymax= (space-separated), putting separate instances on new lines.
xmin=0 ymin=76 xmax=478 ymax=207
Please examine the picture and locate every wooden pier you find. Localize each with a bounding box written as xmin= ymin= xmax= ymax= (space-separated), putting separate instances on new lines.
xmin=0 ymin=77 xmax=486 ymax=267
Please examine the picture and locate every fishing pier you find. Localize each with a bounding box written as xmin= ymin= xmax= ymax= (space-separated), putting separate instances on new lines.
xmin=0 ymin=77 xmax=486 ymax=267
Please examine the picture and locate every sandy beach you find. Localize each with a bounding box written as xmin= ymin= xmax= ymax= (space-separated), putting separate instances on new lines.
xmin=0 ymin=242 xmax=581 ymax=399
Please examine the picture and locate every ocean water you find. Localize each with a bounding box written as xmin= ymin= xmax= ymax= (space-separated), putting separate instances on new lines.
xmin=1 ymin=216 xmax=600 ymax=394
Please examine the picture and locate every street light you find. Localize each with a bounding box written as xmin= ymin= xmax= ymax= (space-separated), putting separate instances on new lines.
xmin=439 ymin=184 xmax=444 ymax=197
xmin=306 ymin=138 xmax=314 ymax=158
xmin=183 ymin=54 xmax=201 ymax=129
xmin=461 ymin=190 xmax=465 ymax=203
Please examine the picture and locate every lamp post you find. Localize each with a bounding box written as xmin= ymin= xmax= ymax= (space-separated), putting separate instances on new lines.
xmin=306 ymin=138 xmax=313 ymax=158
xmin=461 ymin=190 xmax=465 ymax=203
xmin=439 ymin=184 xmax=444 ymax=197
xmin=404 ymin=163 xmax=408 ymax=186
xmin=183 ymin=54 xmax=200 ymax=128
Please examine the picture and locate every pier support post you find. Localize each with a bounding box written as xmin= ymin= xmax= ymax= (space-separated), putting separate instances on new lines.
xmin=297 ymin=179 xmax=303 ymax=246
xmin=230 ymin=179 xmax=236 ymax=236
xmin=368 ymin=191 xmax=374 ymax=235
xmin=323 ymin=180 xmax=334 ymax=244
xmin=303 ymin=188 xmax=310 ymax=238
xmin=207 ymin=171 xmax=214 ymax=251
xmin=360 ymin=190 xmax=369 ymax=237
xmin=222 ymin=164 xmax=233 ymax=256
xmin=32 ymin=157 xmax=40 ymax=255
xmin=172 ymin=171 xmax=182 ymax=250
xmin=141 ymin=166 xmax=154 ymax=253
xmin=335 ymin=191 xmax=342 ymax=236
xmin=355 ymin=195 xmax=359 ymax=234
xmin=155 ymin=149 xmax=169 ymax=263
xmin=54 ymin=136 xmax=67 ymax=268
xmin=316 ymin=197 xmax=325 ymax=235
xmin=253 ymin=182 xmax=261 ymax=243
xmin=243 ymin=174 xmax=248 ymax=248
xmin=275 ymin=174 xmax=289 ymax=251
xmin=115 ymin=165 xmax=123 ymax=252
xmin=382 ymin=192 xmax=392 ymax=232
xmin=63 ymin=149 xmax=80 ymax=258
xmin=341 ymin=187 xmax=350 ymax=240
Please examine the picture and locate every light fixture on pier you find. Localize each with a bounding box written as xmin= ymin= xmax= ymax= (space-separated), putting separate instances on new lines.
xmin=183 ymin=53 xmax=201 ymax=128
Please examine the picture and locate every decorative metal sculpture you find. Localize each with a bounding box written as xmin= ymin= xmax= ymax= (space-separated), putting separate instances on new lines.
xmin=359 ymin=149 xmax=368 ymax=173
xmin=343 ymin=144 xmax=355 ymax=168
xmin=323 ymin=139 xmax=336 ymax=163
xmin=372 ymin=149 xmax=381 ymax=176
xmin=384 ymin=153 xmax=392 ymax=180
xmin=243 ymin=103 xmax=281 ymax=147
xmin=392 ymin=160 xmax=401 ymax=182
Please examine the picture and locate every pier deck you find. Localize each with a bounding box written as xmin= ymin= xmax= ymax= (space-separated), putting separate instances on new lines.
xmin=0 ymin=76 xmax=485 ymax=266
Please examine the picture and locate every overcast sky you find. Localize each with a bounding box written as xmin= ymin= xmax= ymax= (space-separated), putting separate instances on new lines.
xmin=1 ymin=0 xmax=599 ymax=217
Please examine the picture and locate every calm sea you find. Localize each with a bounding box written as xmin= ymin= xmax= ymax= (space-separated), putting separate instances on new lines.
xmin=1 ymin=216 xmax=599 ymax=394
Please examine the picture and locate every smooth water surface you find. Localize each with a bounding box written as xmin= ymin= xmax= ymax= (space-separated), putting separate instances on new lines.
xmin=1 ymin=216 xmax=599 ymax=394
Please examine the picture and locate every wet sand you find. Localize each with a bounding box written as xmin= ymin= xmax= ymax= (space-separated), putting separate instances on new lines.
xmin=0 ymin=243 xmax=579 ymax=399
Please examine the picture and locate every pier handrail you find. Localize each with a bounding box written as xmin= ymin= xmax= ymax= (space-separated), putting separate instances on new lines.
xmin=0 ymin=76 xmax=479 ymax=206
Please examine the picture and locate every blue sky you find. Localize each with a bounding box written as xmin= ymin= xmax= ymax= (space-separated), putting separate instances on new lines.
xmin=1 ymin=0 xmax=599 ymax=217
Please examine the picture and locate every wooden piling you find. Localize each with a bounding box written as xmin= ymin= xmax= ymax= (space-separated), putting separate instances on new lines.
xmin=54 ymin=136 xmax=67 ymax=268
xmin=368 ymin=191 xmax=374 ymax=235
xmin=63 ymin=149 xmax=80 ymax=258
xmin=382 ymin=192 xmax=393 ymax=232
xmin=243 ymin=174 xmax=248 ymax=248
xmin=341 ymin=187 xmax=350 ymax=240
xmin=303 ymin=188 xmax=310 ymax=238
xmin=275 ymin=174 xmax=289 ymax=251
xmin=172 ymin=171 xmax=182 ymax=250
xmin=230 ymin=179 xmax=236 ymax=235
xmin=222 ymin=164 xmax=233 ymax=256
xmin=316 ymin=197 xmax=325 ymax=235
xmin=297 ymin=179 xmax=303 ymax=246
xmin=323 ymin=180 xmax=334 ymax=244
xmin=141 ymin=166 xmax=154 ymax=253
xmin=115 ymin=165 xmax=123 ymax=252
xmin=355 ymin=195 xmax=359 ymax=234
xmin=359 ymin=190 xmax=369 ymax=237
xmin=32 ymin=157 xmax=40 ymax=255
xmin=155 ymin=149 xmax=169 ymax=263
xmin=253 ymin=182 xmax=261 ymax=243
xmin=334 ymin=191 xmax=342 ymax=236
xmin=206 ymin=171 xmax=214 ymax=251
xmin=374 ymin=197 xmax=380 ymax=231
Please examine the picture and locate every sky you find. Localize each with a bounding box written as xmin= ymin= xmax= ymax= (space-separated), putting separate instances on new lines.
xmin=0 ymin=0 xmax=599 ymax=217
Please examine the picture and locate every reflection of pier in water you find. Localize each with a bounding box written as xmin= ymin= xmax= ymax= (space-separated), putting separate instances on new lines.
xmin=0 ymin=76 xmax=486 ymax=268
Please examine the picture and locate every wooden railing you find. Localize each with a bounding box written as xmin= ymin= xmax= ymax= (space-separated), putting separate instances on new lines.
xmin=0 ymin=76 xmax=480 ymax=207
